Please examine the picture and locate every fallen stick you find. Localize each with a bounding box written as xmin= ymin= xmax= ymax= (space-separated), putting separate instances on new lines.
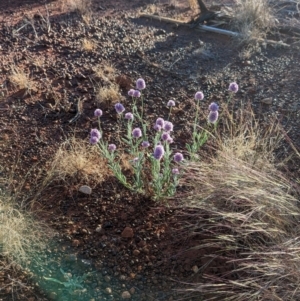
xmin=140 ymin=13 xmax=290 ymax=47
xmin=140 ymin=13 xmax=241 ymax=37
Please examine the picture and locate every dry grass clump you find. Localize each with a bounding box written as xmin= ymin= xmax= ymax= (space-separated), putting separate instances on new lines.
xmin=176 ymin=106 xmax=300 ymax=300
xmin=188 ymin=0 xmax=199 ymax=12
xmin=95 ymin=62 xmax=117 ymax=83
xmin=9 ymin=66 xmax=35 ymax=92
xmin=0 ymin=196 xmax=50 ymax=268
xmin=49 ymin=137 xmax=108 ymax=184
xmin=62 ymin=0 xmax=92 ymax=16
xmin=232 ymin=0 xmax=276 ymax=41
xmin=97 ymin=84 xmax=121 ymax=107
xmin=81 ymin=38 xmax=95 ymax=51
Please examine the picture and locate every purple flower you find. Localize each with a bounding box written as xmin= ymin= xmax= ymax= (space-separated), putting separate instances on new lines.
xmin=208 ymin=102 xmax=219 ymax=112
xmin=141 ymin=141 xmax=150 ymax=148
xmin=90 ymin=128 xmax=101 ymax=139
xmin=155 ymin=118 xmax=164 ymax=128
xmin=208 ymin=111 xmax=219 ymax=124
xmin=195 ymin=91 xmax=204 ymax=101
xmin=174 ymin=152 xmax=184 ymax=163
xmin=125 ymin=112 xmax=134 ymax=120
xmin=136 ymin=78 xmax=146 ymax=90
xmin=115 ymin=103 xmax=125 ymax=114
xmin=153 ymin=145 xmax=165 ymax=160
xmin=166 ymin=137 xmax=174 ymax=144
xmin=133 ymin=90 xmax=141 ymax=98
xmin=94 ymin=108 xmax=103 ymax=117
xmin=90 ymin=136 xmax=99 ymax=145
xmin=164 ymin=121 xmax=174 ymax=132
xmin=161 ymin=132 xmax=170 ymax=141
xmin=128 ymin=89 xmax=135 ymax=97
xmin=132 ymin=127 xmax=142 ymax=139
xmin=153 ymin=124 xmax=162 ymax=131
xmin=172 ymin=168 xmax=179 ymax=175
xmin=167 ymin=100 xmax=175 ymax=107
xmin=229 ymin=82 xmax=239 ymax=93
xmin=108 ymin=144 xmax=116 ymax=152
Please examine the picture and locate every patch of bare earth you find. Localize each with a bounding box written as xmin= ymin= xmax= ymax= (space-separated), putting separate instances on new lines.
xmin=1 ymin=0 xmax=300 ymax=300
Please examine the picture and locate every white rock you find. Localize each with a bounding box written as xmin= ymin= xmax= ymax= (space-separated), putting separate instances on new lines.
xmin=192 ymin=265 xmax=199 ymax=273
xmin=79 ymin=185 xmax=92 ymax=194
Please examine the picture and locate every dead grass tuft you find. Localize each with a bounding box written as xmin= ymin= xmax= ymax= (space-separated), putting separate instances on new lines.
xmin=232 ymin=0 xmax=276 ymax=41
xmin=176 ymin=105 xmax=300 ymax=300
xmin=95 ymin=62 xmax=117 ymax=83
xmin=62 ymin=0 xmax=92 ymax=17
xmin=0 ymin=196 xmax=50 ymax=268
xmin=82 ymin=38 xmax=95 ymax=51
xmin=9 ymin=66 xmax=35 ymax=92
xmin=49 ymin=137 xmax=109 ymax=184
xmin=97 ymin=84 xmax=121 ymax=107
xmin=188 ymin=0 xmax=199 ymax=12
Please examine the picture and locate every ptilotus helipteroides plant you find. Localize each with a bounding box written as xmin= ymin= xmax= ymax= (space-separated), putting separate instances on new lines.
xmin=89 ymin=78 xmax=231 ymax=201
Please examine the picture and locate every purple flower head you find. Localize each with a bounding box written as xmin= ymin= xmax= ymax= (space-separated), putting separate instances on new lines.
xmin=174 ymin=152 xmax=184 ymax=163
xmin=164 ymin=121 xmax=174 ymax=132
xmin=136 ymin=78 xmax=146 ymax=90
xmin=172 ymin=168 xmax=179 ymax=175
xmin=161 ymin=132 xmax=170 ymax=141
xmin=128 ymin=89 xmax=135 ymax=97
xmin=195 ymin=91 xmax=204 ymax=101
xmin=155 ymin=117 xmax=165 ymax=128
xmin=153 ymin=144 xmax=165 ymax=160
xmin=208 ymin=102 xmax=219 ymax=112
xmin=133 ymin=90 xmax=141 ymax=98
xmin=153 ymin=124 xmax=162 ymax=131
xmin=132 ymin=127 xmax=142 ymax=139
xmin=115 ymin=103 xmax=125 ymax=114
xmin=167 ymin=100 xmax=175 ymax=107
xmin=90 ymin=136 xmax=99 ymax=145
xmin=229 ymin=82 xmax=239 ymax=93
xmin=90 ymin=128 xmax=101 ymax=139
xmin=125 ymin=112 xmax=134 ymax=120
xmin=141 ymin=141 xmax=150 ymax=148
xmin=208 ymin=111 xmax=219 ymax=124
xmin=108 ymin=144 xmax=116 ymax=152
xmin=94 ymin=108 xmax=103 ymax=117
xmin=166 ymin=137 xmax=174 ymax=144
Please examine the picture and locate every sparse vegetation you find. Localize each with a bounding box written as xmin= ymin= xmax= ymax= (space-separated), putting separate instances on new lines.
xmin=9 ymin=66 xmax=35 ymax=93
xmin=97 ymin=84 xmax=121 ymax=106
xmin=232 ymin=0 xmax=276 ymax=41
xmin=95 ymin=62 xmax=117 ymax=83
xmin=0 ymin=195 xmax=51 ymax=268
xmin=49 ymin=137 xmax=109 ymax=185
xmin=176 ymin=104 xmax=300 ymax=300
xmin=1 ymin=0 xmax=300 ymax=300
xmin=81 ymin=38 xmax=95 ymax=52
xmin=62 ymin=0 xmax=92 ymax=17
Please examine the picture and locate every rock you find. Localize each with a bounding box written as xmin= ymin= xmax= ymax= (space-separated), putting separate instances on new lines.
xmin=105 ymin=287 xmax=112 ymax=294
xmin=95 ymin=225 xmax=105 ymax=234
xmin=104 ymin=275 xmax=111 ymax=282
xmin=261 ymin=97 xmax=272 ymax=105
xmin=49 ymin=292 xmax=57 ymax=300
xmin=121 ymin=227 xmax=134 ymax=238
xmin=79 ymin=185 xmax=92 ymax=194
xmin=115 ymin=74 xmax=132 ymax=90
xmin=71 ymin=239 xmax=80 ymax=247
xmin=192 ymin=265 xmax=199 ymax=273
xmin=133 ymin=249 xmax=140 ymax=256
xmin=121 ymin=291 xmax=131 ymax=299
